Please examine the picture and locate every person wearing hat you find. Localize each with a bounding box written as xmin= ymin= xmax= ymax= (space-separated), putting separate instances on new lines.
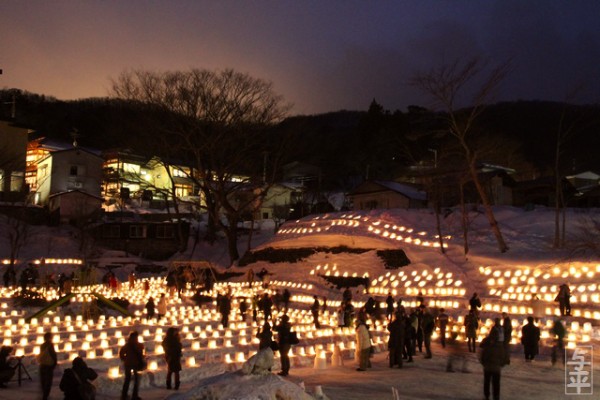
xmin=274 ymin=314 xmax=293 ymax=376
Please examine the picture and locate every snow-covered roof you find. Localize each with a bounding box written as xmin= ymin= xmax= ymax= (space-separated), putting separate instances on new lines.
xmin=371 ymin=180 xmax=427 ymax=201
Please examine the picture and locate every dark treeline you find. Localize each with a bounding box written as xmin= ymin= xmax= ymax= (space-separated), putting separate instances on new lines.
xmin=1 ymin=89 xmax=599 ymax=191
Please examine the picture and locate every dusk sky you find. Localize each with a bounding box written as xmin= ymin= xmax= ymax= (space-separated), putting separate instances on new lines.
xmin=1 ymin=1 xmax=599 ymax=115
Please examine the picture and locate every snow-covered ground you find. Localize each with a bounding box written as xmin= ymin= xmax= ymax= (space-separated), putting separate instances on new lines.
xmin=1 ymin=205 xmax=600 ymax=400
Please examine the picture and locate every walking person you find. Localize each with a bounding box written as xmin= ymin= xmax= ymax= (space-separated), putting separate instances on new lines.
xmin=385 ymin=292 xmax=395 ymax=321
xmin=465 ymin=309 xmax=479 ymax=353
xmin=310 ymin=295 xmax=321 ymax=329
xmin=157 ymin=293 xmax=167 ymax=320
xmin=38 ymin=332 xmax=58 ymax=400
xmin=145 ymin=296 xmax=156 ymax=319
xmin=501 ymin=312 xmax=512 ymax=365
xmin=469 ymin=292 xmax=482 ymax=318
xmin=355 ymin=314 xmax=371 ymax=371
xmin=404 ymin=309 xmax=417 ymax=362
xmin=437 ymin=308 xmax=449 ymax=348
xmin=551 ymin=318 xmax=566 ymax=366
xmin=257 ymin=322 xmax=274 ymax=351
xmin=119 ymin=330 xmax=145 ymax=400
xmin=274 ymin=315 xmax=293 ymax=376
xmin=521 ymin=316 xmax=540 ymax=362
xmin=480 ymin=333 xmax=506 ymax=400
xmin=282 ymin=289 xmax=291 ymax=311
xmin=162 ymin=327 xmax=182 ymax=390
xmin=387 ymin=311 xmax=405 ymax=368
xmin=421 ymin=305 xmax=435 ymax=359
xmin=555 ymin=283 xmax=571 ymax=316
xmin=530 ymin=294 xmax=544 ymax=323
xmin=59 ymin=356 xmax=98 ymax=400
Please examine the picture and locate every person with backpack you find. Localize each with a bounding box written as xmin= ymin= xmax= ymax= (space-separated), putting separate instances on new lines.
xmin=59 ymin=356 xmax=98 ymax=400
xmin=38 ymin=331 xmax=58 ymax=400
xmin=119 ymin=330 xmax=145 ymax=400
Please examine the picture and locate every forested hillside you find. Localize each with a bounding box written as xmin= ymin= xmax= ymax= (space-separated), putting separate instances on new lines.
xmin=1 ymin=89 xmax=599 ymax=189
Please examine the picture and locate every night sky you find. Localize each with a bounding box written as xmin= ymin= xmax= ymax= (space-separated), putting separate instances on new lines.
xmin=1 ymin=1 xmax=599 ymax=115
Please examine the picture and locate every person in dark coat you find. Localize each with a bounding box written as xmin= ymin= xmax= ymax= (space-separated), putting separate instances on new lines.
xmin=59 ymin=356 xmax=98 ymax=400
xmin=551 ymin=319 xmax=566 ymax=365
xmin=260 ymin=292 xmax=273 ymax=321
xmin=480 ymin=333 xmax=506 ymax=400
xmin=0 ymin=346 xmax=15 ymax=388
xmin=521 ymin=316 xmax=540 ymax=362
xmin=162 ymin=327 xmax=182 ymax=390
xmin=38 ymin=331 xmax=58 ymax=400
xmin=501 ymin=312 xmax=512 ymax=365
xmin=310 ymin=295 xmax=321 ymax=329
xmin=257 ymin=322 xmax=274 ymax=351
xmin=437 ymin=308 xmax=449 ymax=348
xmin=119 ymin=330 xmax=145 ymax=400
xmin=218 ymin=292 xmax=232 ymax=327
xmin=387 ymin=311 xmax=406 ymax=368
xmin=385 ymin=292 xmax=395 ymax=321
xmin=469 ymin=292 xmax=482 ymax=316
xmin=282 ymin=289 xmax=291 ymax=311
xmin=421 ymin=305 xmax=435 ymax=358
xmin=404 ymin=310 xmax=417 ymax=362
xmin=555 ymin=283 xmax=571 ymax=316
xmin=465 ymin=309 xmax=479 ymax=353
xmin=145 ymin=297 xmax=156 ymax=319
xmin=274 ymin=315 xmax=293 ymax=376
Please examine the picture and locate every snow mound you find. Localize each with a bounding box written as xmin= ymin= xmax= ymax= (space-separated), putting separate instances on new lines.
xmin=167 ymin=370 xmax=316 ymax=400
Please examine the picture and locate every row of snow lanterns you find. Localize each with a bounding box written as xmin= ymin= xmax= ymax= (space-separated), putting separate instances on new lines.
xmin=482 ymin=264 xmax=600 ymax=314
xmin=0 ymin=258 xmax=84 ymax=265
xmin=368 ymin=268 xmax=464 ymax=297
xmin=0 ymin=305 xmax=392 ymax=377
xmin=480 ymin=264 xmax=600 ymax=281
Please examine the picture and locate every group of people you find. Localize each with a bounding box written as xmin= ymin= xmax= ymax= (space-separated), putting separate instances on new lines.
xmin=256 ymin=314 xmax=296 ymax=376
xmin=24 ymin=327 xmax=184 ymax=400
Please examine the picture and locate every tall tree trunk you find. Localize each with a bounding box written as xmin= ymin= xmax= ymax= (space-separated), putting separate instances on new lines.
xmin=469 ymin=161 xmax=508 ymax=253
xmin=433 ymin=199 xmax=445 ymax=254
xmin=553 ymin=140 xmax=562 ymax=248
xmin=460 ymin=181 xmax=469 ymax=256
xmin=224 ymin=215 xmax=240 ymax=266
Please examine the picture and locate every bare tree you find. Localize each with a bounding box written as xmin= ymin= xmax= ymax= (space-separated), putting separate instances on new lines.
xmin=411 ymin=58 xmax=510 ymax=253
xmin=551 ymin=88 xmax=599 ymax=249
xmin=112 ymin=68 xmax=291 ymax=265
xmin=1 ymin=210 xmax=30 ymax=267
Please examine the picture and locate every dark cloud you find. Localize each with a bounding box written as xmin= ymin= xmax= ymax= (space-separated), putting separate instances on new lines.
xmin=1 ymin=1 xmax=599 ymax=114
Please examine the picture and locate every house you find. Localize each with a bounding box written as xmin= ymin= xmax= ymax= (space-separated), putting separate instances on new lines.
xmin=93 ymin=220 xmax=190 ymax=260
xmin=256 ymin=182 xmax=304 ymax=220
xmin=0 ymin=120 xmax=30 ymax=200
xmin=48 ymin=190 xmax=103 ymax=224
xmin=512 ymin=177 xmax=576 ymax=207
xmin=34 ymin=146 xmax=104 ymax=220
xmin=348 ymin=180 xmax=427 ymax=211
xmin=566 ymin=171 xmax=600 ymax=192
